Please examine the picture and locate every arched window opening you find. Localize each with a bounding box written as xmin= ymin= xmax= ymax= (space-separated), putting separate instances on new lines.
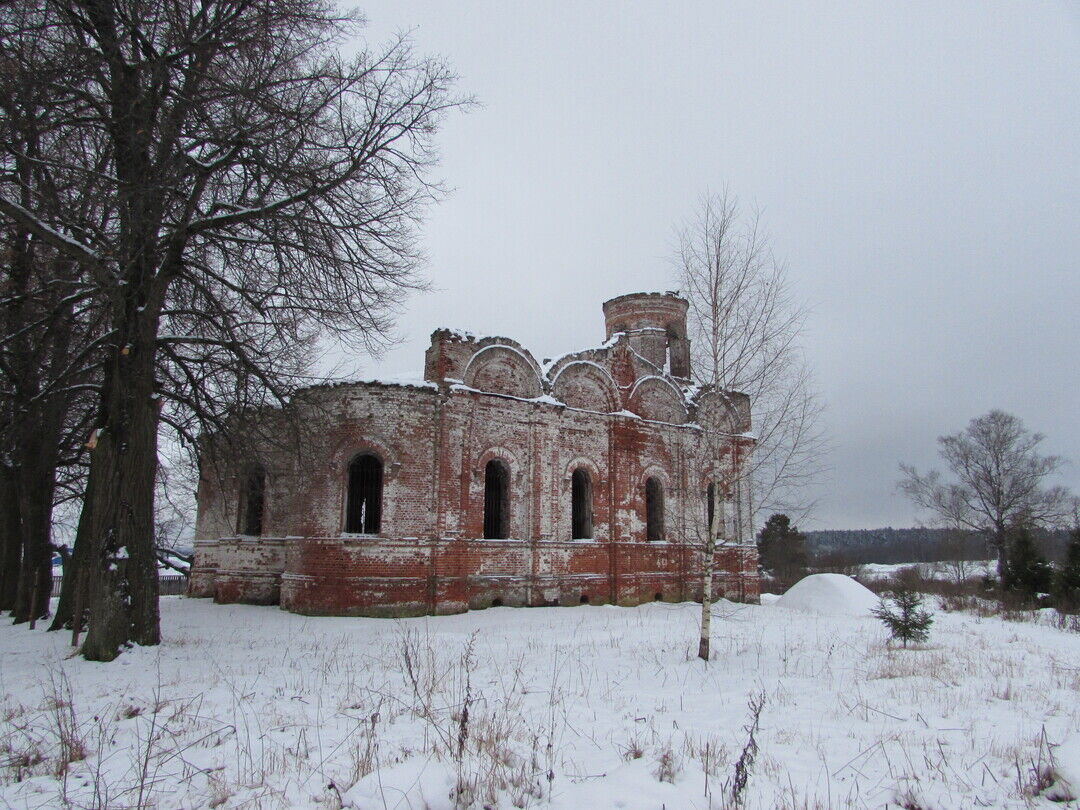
xmin=483 ymin=459 xmax=510 ymax=539
xmin=668 ymin=326 xmax=689 ymax=378
xmin=645 ymin=477 xmax=664 ymax=542
xmin=346 ymin=454 xmax=383 ymax=534
xmin=237 ymin=464 xmax=266 ymax=536
xmin=571 ymin=468 xmax=593 ymax=539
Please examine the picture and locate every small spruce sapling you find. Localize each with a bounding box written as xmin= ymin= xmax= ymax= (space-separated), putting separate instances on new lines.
xmin=1002 ymin=526 xmax=1053 ymax=601
xmin=872 ymin=586 xmax=933 ymax=648
xmin=1055 ymin=527 xmax=1080 ymax=612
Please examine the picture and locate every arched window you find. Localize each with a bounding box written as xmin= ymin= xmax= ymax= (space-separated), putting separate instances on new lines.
xmin=483 ymin=459 xmax=510 ymax=539
xmin=237 ymin=464 xmax=266 ymax=536
xmin=346 ymin=454 xmax=383 ymax=534
xmin=668 ymin=326 xmax=689 ymax=378
xmin=645 ymin=477 xmax=664 ymax=542
xmin=571 ymin=468 xmax=593 ymax=539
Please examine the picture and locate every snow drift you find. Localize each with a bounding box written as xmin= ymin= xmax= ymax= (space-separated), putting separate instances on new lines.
xmin=1050 ymin=736 xmax=1080 ymax=802
xmin=773 ymin=573 xmax=879 ymax=617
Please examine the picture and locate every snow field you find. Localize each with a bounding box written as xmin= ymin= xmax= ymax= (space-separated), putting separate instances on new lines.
xmin=1 ymin=595 xmax=1078 ymax=809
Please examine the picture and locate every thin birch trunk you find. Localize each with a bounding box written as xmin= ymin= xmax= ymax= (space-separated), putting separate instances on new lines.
xmin=698 ymin=485 xmax=722 ymax=662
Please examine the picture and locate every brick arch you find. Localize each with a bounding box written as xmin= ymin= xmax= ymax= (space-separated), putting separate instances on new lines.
xmin=474 ymin=445 xmax=523 ymax=482
xmin=550 ymin=362 xmax=620 ymax=413
xmin=693 ymin=390 xmax=739 ymax=433
xmin=627 ymin=376 xmax=688 ymax=424
xmin=637 ymin=464 xmax=673 ymax=490
xmin=562 ymin=455 xmax=605 ymax=487
xmin=336 ymin=436 xmax=399 ymax=480
xmin=695 ymin=465 xmax=733 ymax=494
xmin=463 ymin=344 xmax=544 ymax=399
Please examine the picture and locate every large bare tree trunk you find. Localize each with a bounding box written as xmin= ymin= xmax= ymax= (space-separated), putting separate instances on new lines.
xmin=11 ymin=466 xmax=54 ymax=626
xmin=11 ymin=438 xmax=57 ymax=625
xmin=0 ymin=468 xmax=21 ymax=611
xmin=50 ymin=491 xmax=92 ymax=632
xmin=81 ymin=322 xmax=161 ymax=660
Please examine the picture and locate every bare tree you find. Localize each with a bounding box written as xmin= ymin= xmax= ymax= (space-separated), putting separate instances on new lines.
xmin=675 ymin=191 xmax=819 ymax=660
xmin=1 ymin=0 xmax=464 ymax=660
xmin=0 ymin=36 xmax=107 ymax=623
xmin=900 ymin=410 xmax=1074 ymax=582
xmin=675 ymin=191 xmax=825 ymax=526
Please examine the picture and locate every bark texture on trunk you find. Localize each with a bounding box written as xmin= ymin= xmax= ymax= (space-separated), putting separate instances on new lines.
xmin=10 ymin=416 xmax=59 ymax=625
xmin=0 ymin=468 xmax=21 ymax=611
xmin=698 ymin=486 xmax=722 ymax=662
xmin=81 ymin=325 xmax=161 ymax=661
xmin=996 ymin=528 xmax=1008 ymax=583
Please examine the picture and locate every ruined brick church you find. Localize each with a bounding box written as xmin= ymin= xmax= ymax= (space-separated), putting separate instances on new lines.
xmin=189 ymin=292 xmax=759 ymax=615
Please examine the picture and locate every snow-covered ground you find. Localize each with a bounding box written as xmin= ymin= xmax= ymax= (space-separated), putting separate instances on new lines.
xmin=1 ymin=587 xmax=1078 ymax=809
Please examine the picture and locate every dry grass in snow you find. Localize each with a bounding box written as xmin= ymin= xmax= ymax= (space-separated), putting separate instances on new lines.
xmin=1 ymin=595 xmax=1078 ymax=809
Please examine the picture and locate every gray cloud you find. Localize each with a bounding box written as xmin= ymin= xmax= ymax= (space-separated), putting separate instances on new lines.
xmin=347 ymin=1 xmax=1080 ymax=529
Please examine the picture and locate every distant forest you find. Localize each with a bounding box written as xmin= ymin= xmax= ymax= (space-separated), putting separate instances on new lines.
xmin=804 ymin=527 xmax=1072 ymax=566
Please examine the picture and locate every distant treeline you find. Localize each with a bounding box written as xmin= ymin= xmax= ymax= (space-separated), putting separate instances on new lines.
xmin=804 ymin=527 xmax=1071 ymax=566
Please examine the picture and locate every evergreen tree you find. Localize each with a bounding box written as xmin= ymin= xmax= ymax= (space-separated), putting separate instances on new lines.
xmin=1002 ymin=527 xmax=1053 ymax=600
xmin=872 ymin=587 xmax=933 ymax=647
xmin=756 ymin=513 xmax=808 ymax=590
xmin=1054 ymin=527 xmax=1080 ymax=612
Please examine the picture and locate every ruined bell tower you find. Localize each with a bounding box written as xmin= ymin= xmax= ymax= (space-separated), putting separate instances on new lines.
xmin=602 ymin=292 xmax=691 ymax=381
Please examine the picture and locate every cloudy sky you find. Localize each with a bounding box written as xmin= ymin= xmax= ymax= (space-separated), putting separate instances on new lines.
xmin=350 ymin=1 xmax=1079 ymax=530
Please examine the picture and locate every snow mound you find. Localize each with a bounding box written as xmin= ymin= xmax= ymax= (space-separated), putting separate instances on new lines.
xmin=1049 ymin=736 xmax=1080 ymax=802
xmin=759 ymin=593 xmax=781 ymax=606
xmin=773 ymin=573 xmax=879 ymax=617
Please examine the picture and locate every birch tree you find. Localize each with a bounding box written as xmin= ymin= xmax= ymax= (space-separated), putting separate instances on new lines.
xmin=675 ymin=192 xmax=822 ymax=660
xmin=899 ymin=410 xmax=1073 ymax=583
xmin=675 ymin=191 xmax=825 ymax=526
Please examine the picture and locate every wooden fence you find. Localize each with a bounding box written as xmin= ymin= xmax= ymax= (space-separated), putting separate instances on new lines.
xmin=51 ymin=574 xmax=188 ymax=597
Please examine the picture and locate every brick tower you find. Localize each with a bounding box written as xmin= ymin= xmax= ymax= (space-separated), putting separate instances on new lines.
xmin=602 ymin=292 xmax=691 ymax=381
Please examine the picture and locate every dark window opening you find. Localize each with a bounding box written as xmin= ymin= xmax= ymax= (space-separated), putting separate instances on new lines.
xmin=491 ymin=598 xmax=503 ymax=608
xmin=580 ymin=594 xmax=590 ymax=604
xmin=707 ymin=481 xmax=721 ymax=538
xmin=645 ymin=477 xmax=664 ymax=542
xmin=654 ymin=592 xmax=663 ymax=602
xmin=483 ymin=459 xmax=510 ymax=539
xmin=346 ymin=454 xmax=383 ymax=534
xmin=667 ymin=326 xmax=689 ymax=378
xmin=571 ymin=468 xmax=593 ymax=539
xmin=237 ymin=465 xmax=266 ymax=535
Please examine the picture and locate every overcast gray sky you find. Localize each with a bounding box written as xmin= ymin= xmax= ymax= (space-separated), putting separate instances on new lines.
xmin=349 ymin=1 xmax=1079 ymax=530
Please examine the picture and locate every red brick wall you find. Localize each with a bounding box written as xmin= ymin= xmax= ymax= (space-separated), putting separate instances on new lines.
xmin=190 ymin=293 xmax=761 ymax=616
xmin=271 ymin=536 xmax=757 ymax=617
